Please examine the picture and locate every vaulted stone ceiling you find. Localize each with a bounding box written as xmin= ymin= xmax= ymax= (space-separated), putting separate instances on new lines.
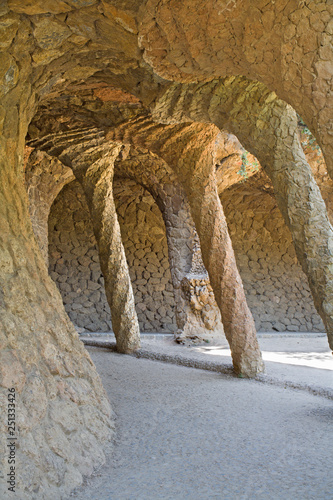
xmin=0 ymin=1 xmax=332 ymax=498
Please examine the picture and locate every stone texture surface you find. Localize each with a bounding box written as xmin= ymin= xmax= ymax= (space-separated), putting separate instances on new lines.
xmin=48 ymin=180 xmax=112 ymax=333
xmin=222 ymin=181 xmax=325 ymax=333
xmin=49 ymin=178 xmax=177 ymax=333
xmin=161 ymin=184 xmax=224 ymax=342
xmin=73 ymin=141 xmax=141 ymax=354
xmin=46 ymin=139 xmax=329 ymax=336
xmin=0 ymin=0 xmax=332 ymax=496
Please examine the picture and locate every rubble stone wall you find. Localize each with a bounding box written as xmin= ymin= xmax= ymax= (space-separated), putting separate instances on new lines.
xmin=114 ymin=178 xmax=177 ymax=333
xmin=48 ymin=181 xmax=111 ymax=333
xmin=222 ymin=188 xmax=325 ymax=332
xmin=48 ymin=179 xmax=177 ymax=333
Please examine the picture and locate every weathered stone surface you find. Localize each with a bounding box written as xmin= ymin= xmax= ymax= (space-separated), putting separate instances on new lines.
xmin=1 ymin=0 xmax=332 ymax=496
xmin=114 ymin=179 xmax=178 ymax=333
xmin=33 ymin=18 xmax=72 ymax=50
xmin=0 ymin=116 xmax=114 ymax=500
xmin=8 ymin=0 xmax=72 ymax=14
xmin=160 ymin=183 xmax=224 ymax=342
xmin=75 ymin=142 xmax=141 ymax=353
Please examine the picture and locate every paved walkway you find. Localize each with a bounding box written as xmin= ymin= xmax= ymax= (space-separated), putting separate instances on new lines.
xmin=71 ymin=334 xmax=333 ymax=500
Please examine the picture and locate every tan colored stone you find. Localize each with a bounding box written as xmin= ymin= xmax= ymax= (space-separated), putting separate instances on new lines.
xmin=32 ymin=48 xmax=65 ymax=66
xmin=8 ymin=0 xmax=72 ymax=15
xmin=101 ymin=1 xmax=138 ymax=34
xmin=33 ymin=17 xmax=71 ymax=50
xmin=1 ymin=1 xmax=333 ymax=496
xmin=0 ymin=350 xmax=26 ymax=392
xmin=0 ymin=14 xmax=19 ymax=49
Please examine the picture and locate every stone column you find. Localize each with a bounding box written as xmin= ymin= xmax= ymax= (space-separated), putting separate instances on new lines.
xmin=160 ymin=183 xmax=223 ymax=342
xmin=0 ymin=105 xmax=113 ymax=499
xmin=218 ymin=92 xmax=333 ymax=353
xmin=111 ymin=146 xmax=224 ymax=341
xmin=29 ymin=133 xmax=141 ymax=354
xmin=185 ymin=174 xmax=264 ymax=377
xmin=67 ymin=142 xmax=141 ymax=353
xmin=259 ymin=111 xmax=333 ymax=351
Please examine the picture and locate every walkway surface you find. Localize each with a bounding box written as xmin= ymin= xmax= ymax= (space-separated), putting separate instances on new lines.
xmin=71 ymin=333 xmax=333 ymax=500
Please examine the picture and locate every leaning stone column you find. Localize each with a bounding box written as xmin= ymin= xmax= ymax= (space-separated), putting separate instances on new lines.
xmin=160 ymin=183 xmax=223 ymax=342
xmin=259 ymin=108 xmax=333 ymax=351
xmin=151 ymin=77 xmax=333 ymax=354
xmin=29 ymin=132 xmax=141 ymax=354
xmin=185 ymin=171 xmax=264 ymax=376
xmin=0 ymin=110 xmax=113 ymax=499
xmin=70 ymin=142 xmax=141 ymax=353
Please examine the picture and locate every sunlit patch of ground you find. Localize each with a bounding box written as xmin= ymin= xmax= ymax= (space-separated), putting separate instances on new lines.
xmin=194 ymin=344 xmax=333 ymax=370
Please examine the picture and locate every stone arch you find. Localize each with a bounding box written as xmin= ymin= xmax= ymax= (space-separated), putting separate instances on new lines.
xmin=0 ymin=2 xmax=332 ymax=496
xmin=113 ymin=177 xmax=178 ymax=333
xmin=113 ymin=146 xmax=224 ymax=341
xmin=139 ymin=0 xmax=333 ymax=174
xmin=47 ymin=174 xmax=178 ymax=334
xmin=107 ymin=118 xmax=265 ymax=375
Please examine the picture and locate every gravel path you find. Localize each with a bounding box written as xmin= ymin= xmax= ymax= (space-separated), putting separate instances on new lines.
xmin=71 ymin=337 xmax=333 ymax=500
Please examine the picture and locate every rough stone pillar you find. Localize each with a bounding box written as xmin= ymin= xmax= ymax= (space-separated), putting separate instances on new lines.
xmin=160 ymin=183 xmax=223 ymax=342
xmin=218 ymin=95 xmax=333 ymax=353
xmin=72 ymin=143 xmax=141 ymax=353
xmin=185 ymin=172 xmax=264 ymax=376
xmin=259 ymin=110 xmax=333 ymax=351
xmin=0 ymin=111 xmax=113 ymax=499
